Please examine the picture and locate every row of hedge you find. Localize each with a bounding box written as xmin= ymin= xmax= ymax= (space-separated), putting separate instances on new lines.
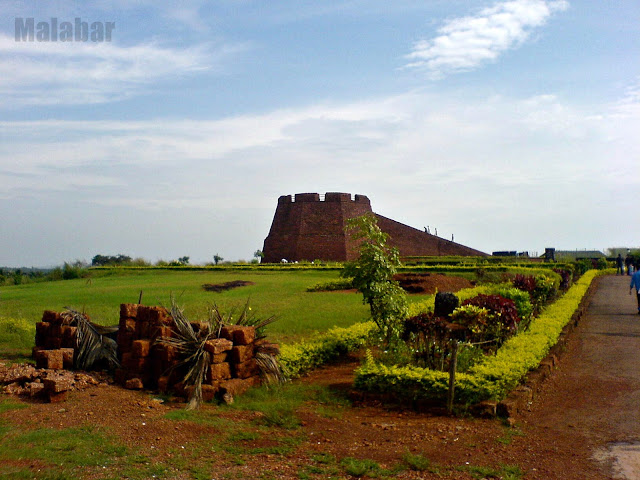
xmin=353 ymin=269 xmax=605 ymax=406
xmin=279 ymin=322 xmax=376 ymax=379
xmin=89 ymin=263 xmax=575 ymax=274
xmin=401 ymin=256 xmax=575 ymax=267
xmin=397 ymin=265 xmax=569 ymax=276
xmin=280 ymin=271 xmax=565 ymax=382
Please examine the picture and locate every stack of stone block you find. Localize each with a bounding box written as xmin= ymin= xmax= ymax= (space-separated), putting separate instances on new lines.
xmin=114 ymin=304 xmax=262 ymax=400
xmin=32 ymin=304 xmax=266 ymax=402
xmin=114 ymin=304 xmax=174 ymax=389
xmin=33 ymin=310 xmax=77 ymax=370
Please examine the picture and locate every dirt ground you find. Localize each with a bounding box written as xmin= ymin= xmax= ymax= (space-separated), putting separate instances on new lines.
xmin=2 ymin=274 xmax=639 ymax=479
xmin=394 ymin=273 xmax=474 ymax=295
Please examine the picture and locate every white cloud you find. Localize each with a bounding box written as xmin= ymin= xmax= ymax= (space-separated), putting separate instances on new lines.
xmin=0 ymin=35 xmax=243 ymax=106
xmin=1 ymin=85 xmax=636 ymax=199
xmin=1 ymin=83 xmax=638 ymax=263
xmin=405 ymin=0 xmax=569 ymax=78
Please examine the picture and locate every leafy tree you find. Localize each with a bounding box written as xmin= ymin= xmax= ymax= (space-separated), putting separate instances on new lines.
xmin=213 ymin=254 xmax=224 ymax=265
xmin=341 ymin=214 xmax=408 ymax=344
xmin=91 ymin=254 xmax=132 ymax=266
xmin=62 ymin=261 xmax=87 ymax=280
xmin=178 ymin=256 xmax=190 ymax=265
xmin=254 ymin=250 xmax=264 ymax=261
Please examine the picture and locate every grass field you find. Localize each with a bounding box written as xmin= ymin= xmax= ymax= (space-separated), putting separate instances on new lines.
xmin=0 ymin=269 xmax=377 ymax=357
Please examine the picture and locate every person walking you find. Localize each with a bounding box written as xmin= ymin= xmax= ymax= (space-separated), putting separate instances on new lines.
xmin=630 ymin=268 xmax=640 ymax=314
xmin=617 ymin=253 xmax=625 ymax=275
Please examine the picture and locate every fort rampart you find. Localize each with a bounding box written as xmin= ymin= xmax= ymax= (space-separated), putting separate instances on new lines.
xmin=262 ymin=192 xmax=487 ymax=262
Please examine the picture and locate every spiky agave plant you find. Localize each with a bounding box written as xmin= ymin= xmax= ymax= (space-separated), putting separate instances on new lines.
xmin=158 ymin=297 xmax=285 ymax=409
xmin=208 ymin=299 xmax=286 ymax=384
xmin=157 ymin=299 xmax=214 ymax=410
xmin=61 ymin=308 xmax=119 ymax=371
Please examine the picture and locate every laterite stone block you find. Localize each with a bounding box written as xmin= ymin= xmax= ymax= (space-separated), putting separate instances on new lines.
xmin=35 ymin=349 xmax=64 ymax=370
xmin=211 ymin=352 xmax=228 ymax=364
xmin=60 ymin=348 xmax=75 ymax=369
xmin=204 ymin=338 xmax=233 ymax=355
xmin=230 ymin=345 xmax=254 ymax=364
xmin=132 ymin=339 xmax=151 ymax=358
xmin=42 ymin=310 xmax=61 ymax=324
xmin=35 ymin=322 xmax=50 ymax=335
xmin=120 ymin=303 xmax=139 ymax=319
xmin=232 ymin=326 xmax=256 ymax=346
xmin=209 ymin=362 xmax=231 ymax=381
xmin=233 ymin=358 xmax=259 ymax=379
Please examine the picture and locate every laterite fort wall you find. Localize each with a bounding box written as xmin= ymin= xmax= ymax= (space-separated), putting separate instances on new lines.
xmin=262 ymin=192 xmax=487 ymax=262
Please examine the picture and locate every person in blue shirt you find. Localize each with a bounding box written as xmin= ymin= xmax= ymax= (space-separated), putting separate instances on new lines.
xmin=630 ymin=268 xmax=640 ymax=314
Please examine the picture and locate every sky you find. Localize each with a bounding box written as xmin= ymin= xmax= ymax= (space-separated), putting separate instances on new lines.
xmin=1 ymin=0 xmax=639 ymax=267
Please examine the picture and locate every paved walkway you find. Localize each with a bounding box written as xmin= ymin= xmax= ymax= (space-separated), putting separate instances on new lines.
xmin=523 ymin=274 xmax=640 ymax=479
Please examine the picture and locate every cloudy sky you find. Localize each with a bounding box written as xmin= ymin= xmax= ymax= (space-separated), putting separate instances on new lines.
xmin=1 ymin=1 xmax=639 ymax=266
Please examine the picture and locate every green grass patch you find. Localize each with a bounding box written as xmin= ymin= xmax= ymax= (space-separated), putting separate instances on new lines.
xmin=402 ymin=451 xmax=440 ymax=473
xmin=0 ymin=398 xmax=28 ymax=414
xmin=339 ymin=457 xmax=403 ymax=478
xmin=0 ymin=425 xmax=132 ymax=479
xmin=461 ymin=463 xmax=524 ymax=479
xmin=164 ymin=408 xmax=236 ymax=429
xmin=227 ymin=383 xmax=308 ymax=429
xmin=0 ymin=426 xmax=127 ymax=467
xmin=0 ymin=317 xmax=36 ymax=360
xmin=0 ymin=269 xmax=371 ymax=349
xmin=0 ymin=468 xmax=77 ymax=480
xmin=496 ymin=426 xmax=525 ymax=445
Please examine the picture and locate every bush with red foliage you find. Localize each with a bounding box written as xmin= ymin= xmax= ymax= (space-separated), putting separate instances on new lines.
xmin=553 ymin=268 xmax=573 ymax=291
xmin=460 ymin=294 xmax=521 ymax=348
xmin=512 ymin=274 xmax=536 ymax=294
xmin=402 ymin=312 xmax=453 ymax=369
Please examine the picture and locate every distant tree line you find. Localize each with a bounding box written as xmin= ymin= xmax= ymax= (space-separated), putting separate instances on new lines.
xmin=1 ymin=249 xmax=265 ymax=286
xmin=0 ymin=261 xmax=89 ymax=286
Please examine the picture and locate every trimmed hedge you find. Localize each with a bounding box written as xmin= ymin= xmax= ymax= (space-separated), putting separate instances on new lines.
xmin=407 ymin=285 xmax=495 ymax=317
xmin=90 ymin=264 xmax=344 ymax=272
xmin=354 ymin=270 xmax=603 ymax=406
xmin=279 ymin=322 xmax=376 ymax=379
xmin=306 ymin=279 xmax=354 ymax=292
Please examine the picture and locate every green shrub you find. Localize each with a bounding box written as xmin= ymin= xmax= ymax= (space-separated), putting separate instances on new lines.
xmin=407 ymin=285 xmax=494 ymax=317
xmin=62 ymin=262 xmax=88 ymax=280
xmin=279 ymin=322 xmax=376 ymax=379
xmin=0 ymin=317 xmax=35 ymax=358
xmin=490 ymin=286 xmax=533 ymax=328
xmin=457 ymin=294 xmax=520 ymax=349
xmin=354 ymin=270 xmax=602 ymax=406
xmin=306 ymin=279 xmax=353 ymax=292
xmin=341 ymin=214 xmax=408 ymax=345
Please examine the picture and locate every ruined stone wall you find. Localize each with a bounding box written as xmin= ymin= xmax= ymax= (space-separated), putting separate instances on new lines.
xmin=262 ymin=192 xmax=487 ymax=262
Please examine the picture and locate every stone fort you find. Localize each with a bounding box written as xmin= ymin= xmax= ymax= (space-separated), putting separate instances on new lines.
xmin=262 ymin=192 xmax=487 ymax=263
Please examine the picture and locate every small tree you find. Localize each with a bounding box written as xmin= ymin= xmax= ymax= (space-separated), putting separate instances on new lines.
xmin=213 ymin=254 xmax=224 ymax=265
xmin=341 ymin=214 xmax=408 ymax=344
xmin=254 ymin=250 xmax=264 ymax=262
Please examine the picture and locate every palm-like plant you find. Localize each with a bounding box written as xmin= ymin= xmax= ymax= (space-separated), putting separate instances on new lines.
xmin=61 ymin=308 xmax=119 ymax=371
xmin=157 ymin=298 xmax=283 ymax=410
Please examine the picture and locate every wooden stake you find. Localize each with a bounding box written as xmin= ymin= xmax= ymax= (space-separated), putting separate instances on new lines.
xmin=447 ymin=340 xmax=458 ymax=415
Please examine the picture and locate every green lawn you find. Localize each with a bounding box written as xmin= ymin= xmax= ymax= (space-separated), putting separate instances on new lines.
xmin=0 ymin=269 xmax=371 ymax=352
